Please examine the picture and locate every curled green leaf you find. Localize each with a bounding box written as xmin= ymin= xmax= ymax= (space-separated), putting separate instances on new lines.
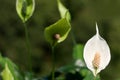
xmin=16 ymin=0 xmax=35 ymax=23
xmin=57 ymin=0 xmax=71 ymax=21
xmin=0 ymin=54 xmax=24 ymax=80
xmin=1 ymin=64 xmax=14 ymax=80
xmin=44 ymin=18 xmax=71 ymax=46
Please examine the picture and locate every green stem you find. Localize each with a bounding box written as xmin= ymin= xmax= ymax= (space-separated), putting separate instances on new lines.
xmin=71 ymin=29 xmax=77 ymax=45
xmin=94 ymin=76 xmax=96 ymax=80
xmin=94 ymin=74 xmax=100 ymax=80
xmin=51 ymin=46 xmax=55 ymax=80
xmin=24 ymin=23 xmax=32 ymax=71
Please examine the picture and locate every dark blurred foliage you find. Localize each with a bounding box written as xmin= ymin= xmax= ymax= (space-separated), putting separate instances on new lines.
xmin=0 ymin=0 xmax=120 ymax=80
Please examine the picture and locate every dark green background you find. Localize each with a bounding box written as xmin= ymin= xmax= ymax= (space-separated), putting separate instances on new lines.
xmin=0 ymin=0 xmax=120 ymax=80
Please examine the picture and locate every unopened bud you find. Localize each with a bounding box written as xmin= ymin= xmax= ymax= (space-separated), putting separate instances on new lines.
xmin=54 ymin=34 xmax=61 ymax=40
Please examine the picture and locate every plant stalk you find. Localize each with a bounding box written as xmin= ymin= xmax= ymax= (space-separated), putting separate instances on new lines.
xmin=52 ymin=46 xmax=55 ymax=80
xmin=71 ymin=29 xmax=77 ymax=45
xmin=24 ymin=23 xmax=32 ymax=71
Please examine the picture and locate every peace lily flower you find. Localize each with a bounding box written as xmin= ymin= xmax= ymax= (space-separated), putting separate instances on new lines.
xmin=83 ymin=23 xmax=111 ymax=76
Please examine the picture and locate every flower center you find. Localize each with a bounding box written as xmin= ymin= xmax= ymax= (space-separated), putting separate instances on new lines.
xmin=92 ymin=52 xmax=101 ymax=70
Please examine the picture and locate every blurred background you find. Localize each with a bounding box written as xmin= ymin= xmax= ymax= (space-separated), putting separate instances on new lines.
xmin=0 ymin=0 xmax=120 ymax=80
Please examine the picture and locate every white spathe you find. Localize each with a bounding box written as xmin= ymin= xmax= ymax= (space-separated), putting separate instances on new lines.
xmin=83 ymin=23 xmax=111 ymax=76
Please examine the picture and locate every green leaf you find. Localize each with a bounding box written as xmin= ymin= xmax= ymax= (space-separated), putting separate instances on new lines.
xmin=0 ymin=55 xmax=24 ymax=80
xmin=56 ymin=76 xmax=65 ymax=80
xmin=44 ymin=18 xmax=71 ymax=46
xmin=83 ymin=70 xmax=101 ymax=80
xmin=73 ymin=44 xmax=84 ymax=60
xmin=0 ymin=54 xmax=6 ymax=67
xmin=58 ymin=64 xmax=77 ymax=73
xmin=57 ymin=0 xmax=71 ymax=21
xmin=80 ymin=67 xmax=89 ymax=77
xmin=1 ymin=64 xmax=14 ymax=80
xmin=16 ymin=0 xmax=35 ymax=23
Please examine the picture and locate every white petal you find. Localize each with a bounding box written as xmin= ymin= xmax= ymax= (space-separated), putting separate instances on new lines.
xmin=83 ymin=23 xmax=111 ymax=76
